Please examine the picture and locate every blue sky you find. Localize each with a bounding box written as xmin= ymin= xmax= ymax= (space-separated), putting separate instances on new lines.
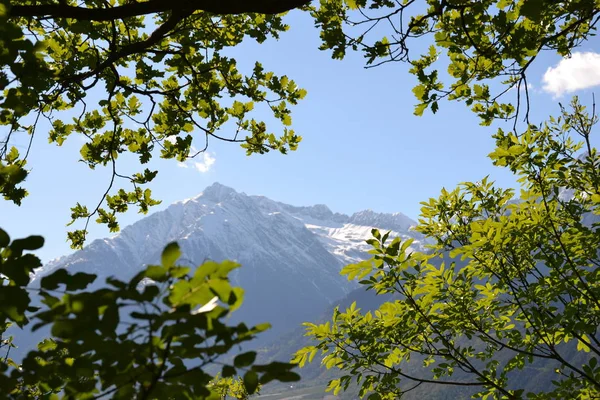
xmin=2 ymin=10 xmax=600 ymax=263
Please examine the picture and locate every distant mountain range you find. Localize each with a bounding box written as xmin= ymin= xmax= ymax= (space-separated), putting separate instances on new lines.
xmin=34 ymin=183 xmax=427 ymax=346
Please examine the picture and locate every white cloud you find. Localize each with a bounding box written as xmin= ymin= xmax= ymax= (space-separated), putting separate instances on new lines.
xmin=508 ymin=82 xmax=534 ymax=92
xmin=164 ymin=136 xmax=178 ymax=144
xmin=193 ymin=152 xmax=216 ymax=173
xmin=542 ymin=51 xmax=600 ymax=97
xmin=177 ymin=150 xmax=216 ymax=173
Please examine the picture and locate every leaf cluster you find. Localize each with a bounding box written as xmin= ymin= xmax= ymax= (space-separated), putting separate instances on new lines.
xmin=312 ymin=0 xmax=599 ymax=124
xmin=295 ymin=99 xmax=600 ymax=399
xmin=208 ymin=374 xmax=262 ymax=400
xmin=2 ymin=0 xmax=307 ymax=247
xmin=0 ymin=238 xmax=299 ymax=398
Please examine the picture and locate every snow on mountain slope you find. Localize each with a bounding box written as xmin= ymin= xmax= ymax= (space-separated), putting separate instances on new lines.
xmin=37 ymin=183 xmax=426 ymax=342
xmin=251 ymin=195 xmax=427 ymax=265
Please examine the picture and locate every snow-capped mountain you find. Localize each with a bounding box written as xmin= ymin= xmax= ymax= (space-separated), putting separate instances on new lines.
xmin=38 ymin=183 xmax=426 ymax=342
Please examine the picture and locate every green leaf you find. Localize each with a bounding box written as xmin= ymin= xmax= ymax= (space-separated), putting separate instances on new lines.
xmin=520 ymin=0 xmax=544 ymax=21
xmin=0 ymin=228 xmax=9 ymax=247
xmin=37 ymin=338 xmax=57 ymax=352
xmin=101 ymin=304 xmax=119 ymax=335
xmin=11 ymin=235 xmax=44 ymax=252
xmin=234 ymin=351 xmax=257 ymax=368
xmin=51 ymin=319 xmax=76 ymax=338
xmin=222 ymin=365 xmax=236 ymax=378
xmin=161 ymin=242 xmax=181 ymax=268
xmin=41 ymin=269 xmax=96 ymax=291
xmin=243 ymin=370 xmax=259 ymax=394
xmin=414 ymin=103 xmax=427 ymax=116
xmin=145 ymin=265 xmax=169 ymax=282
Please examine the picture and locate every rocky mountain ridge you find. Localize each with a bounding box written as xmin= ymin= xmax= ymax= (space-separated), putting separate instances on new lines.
xmin=36 ymin=183 xmax=427 ymax=343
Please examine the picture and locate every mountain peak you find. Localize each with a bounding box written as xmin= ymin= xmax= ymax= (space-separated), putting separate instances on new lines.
xmin=349 ymin=209 xmax=415 ymax=233
xmin=305 ymin=204 xmax=333 ymax=219
xmin=200 ymin=182 xmax=239 ymax=203
xmin=34 ymin=184 xmax=428 ymax=356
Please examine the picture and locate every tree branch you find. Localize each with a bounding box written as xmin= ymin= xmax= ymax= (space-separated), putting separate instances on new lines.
xmin=9 ymin=0 xmax=311 ymax=21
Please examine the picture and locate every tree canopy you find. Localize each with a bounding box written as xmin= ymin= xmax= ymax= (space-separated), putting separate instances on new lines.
xmin=1 ymin=0 xmax=309 ymax=247
xmin=295 ymin=98 xmax=600 ymax=399
xmin=292 ymin=1 xmax=600 ymax=398
xmin=3 ymin=0 xmax=599 ymax=247
xmin=312 ymin=0 xmax=599 ymax=123
xmin=2 ymin=0 xmax=311 ymax=387
xmin=0 ymin=238 xmax=299 ymax=398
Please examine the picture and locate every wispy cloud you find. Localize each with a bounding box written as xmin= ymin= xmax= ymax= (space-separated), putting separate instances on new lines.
xmin=177 ymin=151 xmax=216 ymax=173
xmin=542 ymin=51 xmax=600 ymax=97
xmin=193 ymin=152 xmax=216 ymax=173
xmin=508 ymin=82 xmax=534 ymax=93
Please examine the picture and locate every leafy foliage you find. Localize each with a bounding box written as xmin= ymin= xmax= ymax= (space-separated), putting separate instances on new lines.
xmin=208 ymin=374 xmax=262 ymax=399
xmin=5 ymin=0 xmax=598 ymax=248
xmin=0 ymin=228 xmax=44 ymax=396
xmin=311 ymin=0 xmax=599 ymax=124
xmin=0 ymin=227 xmax=44 ymax=328
xmin=295 ymin=99 xmax=600 ymax=398
xmin=0 ymin=238 xmax=299 ymax=398
xmin=2 ymin=0 xmax=308 ymax=247
xmin=4 ymin=0 xmax=600 ymax=398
